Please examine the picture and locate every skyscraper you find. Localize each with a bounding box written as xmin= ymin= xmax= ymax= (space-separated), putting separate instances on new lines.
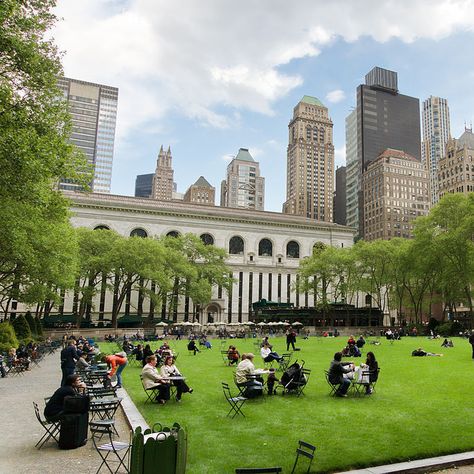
xmin=58 ymin=77 xmax=118 ymax=193
xmin=134 ymin=173 xmax=154 ymax=198
xmin=334 ymin=166 xmax=347 ymax=225
xmin=152 ymin=146 xmax=174 ymax=200
xmin=220 ymin=148 xmax=265 ymax=210
xmin=422 ymin=96 xmax=451 ymax=205
xmin=283 ymin=96 xmax=334 ymax=222
xmin=345 ymin=67 xmax=421 ymax=237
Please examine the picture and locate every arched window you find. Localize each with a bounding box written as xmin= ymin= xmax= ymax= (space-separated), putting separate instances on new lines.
xmin=130 ymin=228 xmax=147 ymax=238
xmin=286 ymin=241 xmax=300 ymax=258
xmin=94 ymin=225 xmax=110 ymax=230
xmin=229 ymin=236 xmax=244 ymax=255
xmin=166 ymin=230 xmax=180 ymax=238
xmin=200 ymin=233 xmax=214 ymax=246
xmin=258 ymin=238 xmax=273 ymax=257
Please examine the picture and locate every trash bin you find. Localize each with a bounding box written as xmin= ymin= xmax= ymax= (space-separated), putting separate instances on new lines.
xmin=130 ymin=423 xmax=187 ymax=474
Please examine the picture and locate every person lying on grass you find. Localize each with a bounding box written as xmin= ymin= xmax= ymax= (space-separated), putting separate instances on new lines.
xmin=411 ymin=348 xmax=443 ymax=357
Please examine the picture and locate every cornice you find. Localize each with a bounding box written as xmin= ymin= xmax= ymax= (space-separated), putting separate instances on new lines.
xmin=66 ymin=191 xmax=356 ymax=235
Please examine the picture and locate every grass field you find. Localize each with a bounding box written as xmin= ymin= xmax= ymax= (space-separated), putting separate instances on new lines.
xmin=103 ymin=336 xmax=474 ymax=473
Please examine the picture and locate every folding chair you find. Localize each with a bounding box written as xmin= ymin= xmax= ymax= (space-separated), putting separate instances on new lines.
xmin=222 ymin=382 xmax=247 ymax=418
xmin=294 ymin=368 xmax=311 ymax=397
xmin=236 ymin=468 xmax=282 ymax=473
xmin=278 ymin=353 xmax=292 ymax=372
xmin=89 ymin=399 xmax=121 ymax=435
xmin=324 ymin=370 xmax=338 ymax=396
xmin=33 ymin=401 xmax=60 ymax=449
xmin=90 ymin=420 xmax=131 ymax=474
xmin=353 ymin=368 xmax=380 ymax=395
xmin=291 ymin=440 xmax=316 ymax=474
xmin=140 ymin=375 xmax=162 ymax=404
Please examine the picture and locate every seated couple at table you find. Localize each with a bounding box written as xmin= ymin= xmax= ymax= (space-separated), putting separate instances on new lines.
xmin=141 ymin=355 xmax=193 ymax=404
xmin=328 ymin=351 xmax=378 ymax=397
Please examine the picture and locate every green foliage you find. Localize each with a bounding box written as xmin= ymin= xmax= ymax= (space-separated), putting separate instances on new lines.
xmin=0 ymin=322 xmax=18 ymax=353
xmin=24 ymin=311 xmax=36 ymax=335
xmin=11 ymin=314 xmax=31 ymax=342
xmin=34 ymin=316 xmax=43 ymax=337
xmin=0 ymin=0 xmax=89 ymax=315
xmin=437 ymin=321 xmax=465 ymax=337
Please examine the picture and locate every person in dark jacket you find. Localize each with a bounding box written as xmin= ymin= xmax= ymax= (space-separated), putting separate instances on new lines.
xmin=60 ymin=341 xmax=78 ymax=386
xmin=328 ymin=352 xmax=354 ymax=397
xmin=361 ymin=351 xmax=378 ymax=395
xmin=469 ymin=331 xmax=474 ymax=359
xmin=286 ymin=329 xmax=297 ymax=351
xmin=44 ymin=374 xmax=85 ymax=421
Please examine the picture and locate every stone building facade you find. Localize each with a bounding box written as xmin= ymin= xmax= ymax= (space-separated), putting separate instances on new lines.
xmin=363 ymin=149 xmax=429 ymax=241
xmin=438 ymin=128 xmax=474 ymax=198
xmin=65 ymin=191 xmax=355 ymax=323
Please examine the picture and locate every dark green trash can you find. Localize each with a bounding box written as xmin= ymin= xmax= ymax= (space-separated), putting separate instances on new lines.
xmin=130 ymin=423 xmax=187 ymax=474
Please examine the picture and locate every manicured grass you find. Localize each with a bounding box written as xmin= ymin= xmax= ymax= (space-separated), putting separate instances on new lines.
xmin=103 ymin=336 xmax=474 ymax=473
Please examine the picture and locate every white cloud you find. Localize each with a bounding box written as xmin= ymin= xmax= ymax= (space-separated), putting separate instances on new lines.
xmin=52 ymin=0 xmax=474 ymax=140
xmin=326 ymin=89 xmax=345 ymax=103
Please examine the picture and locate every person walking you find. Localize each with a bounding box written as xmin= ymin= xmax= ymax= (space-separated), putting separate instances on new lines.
xmin=60 ymin=341 xmax=78 ymax=386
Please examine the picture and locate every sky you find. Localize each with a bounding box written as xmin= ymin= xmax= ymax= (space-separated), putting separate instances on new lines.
xmin=52 ymin=0 xmax=474 ymax=211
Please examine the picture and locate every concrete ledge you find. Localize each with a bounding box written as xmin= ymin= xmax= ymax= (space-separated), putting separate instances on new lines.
xmin=116 ymin=386 xmax=150 ymax=432
xmin=336 ymin=451 xmax=474 ymax=473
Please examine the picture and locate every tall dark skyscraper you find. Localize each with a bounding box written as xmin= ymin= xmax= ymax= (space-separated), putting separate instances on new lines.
xmin=134 ymin=173 xmax=154 ymax=198
xmin=333 ymin=166 xmax=346 ymax=225
xmin=346 ymin=67 xmax=421 ymax=237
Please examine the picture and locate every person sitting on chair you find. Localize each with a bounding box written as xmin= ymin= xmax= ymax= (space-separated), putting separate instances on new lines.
xmin=235 ymin=353 xmax=263 ymax=398
xmin=141 ymin=355 xmax=171 ymax=404
xmin=359 ymin=351 xmax=378 ymax=395
xmin=347 ymin=335 xmax=356 ymax=347
xmin=160 ymin=356 xmax=193 ymax=402
xmin=227 ymin=346 xmax=240 ymax=365
xmin=260 ymin=343 xmax=283 ymax=363
xmin=328 ymin=352 xmax=354 ymax=397
xmin=44 ymin=374 xmax=86 ymax=422
xmin=187 ymin=339 xmax=200 ymax=355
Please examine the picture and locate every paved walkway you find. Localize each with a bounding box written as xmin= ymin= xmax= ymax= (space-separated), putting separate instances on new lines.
xmin=0 ymin=352 xmax=132 ymax=474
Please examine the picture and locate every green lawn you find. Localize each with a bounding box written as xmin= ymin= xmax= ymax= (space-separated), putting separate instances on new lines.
xmin=103 ymin=336 xmax=474 ymax=473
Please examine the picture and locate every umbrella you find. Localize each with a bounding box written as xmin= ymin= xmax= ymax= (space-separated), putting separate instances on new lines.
xmin=244 ymin=321 xmax=255 ymax=325
xmin=155 ymin=321 xmax=169 ymax=327
xmin=192 ymin=322 xmax=202 ymax=326
xmin=292 ymin=321 xmax=303 ymax=326
xmin=181 ymin=321 xmax=194 ymax=326
xmin=257 ymin=322 xmax=267 ymax=326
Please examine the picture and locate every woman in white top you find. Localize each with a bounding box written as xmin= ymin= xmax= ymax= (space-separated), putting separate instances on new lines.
xmin=260 ymin=343 xmax=283 ymax=363
xmin=160 ymin=356 xmax=193 ymax=401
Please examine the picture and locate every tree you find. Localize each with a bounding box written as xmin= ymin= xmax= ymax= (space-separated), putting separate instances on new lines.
xmin=0 ymin=322 xmax=18 ymax=353
xmin=34 ymin=316 xmax=43 ymax=337
xmin=24 ymin=311 xmax=36 ymax=336
xmin=11 ymin=314 xmax=31 ymax=342
xmin=73 ymin=228 xmax=120 ymax=326
xmin=413 ymin=193 xmax=474 ymax=325
xmin=0 ymin=1 xmax=90 ymax=318
xmin=161 ymin=234 xmax=233 ymax=321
